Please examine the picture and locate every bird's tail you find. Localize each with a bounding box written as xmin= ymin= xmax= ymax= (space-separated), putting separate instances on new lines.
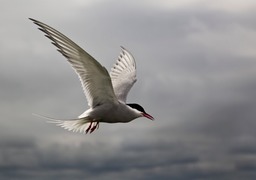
xmin=32 ymin=113 xmax=92 ymax=133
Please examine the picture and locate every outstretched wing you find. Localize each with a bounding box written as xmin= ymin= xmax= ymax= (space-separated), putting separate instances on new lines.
xmin=110 ymin=47 xmax=137 ymax=102
xmin=30 ymin=18 xmax=118 ymax=108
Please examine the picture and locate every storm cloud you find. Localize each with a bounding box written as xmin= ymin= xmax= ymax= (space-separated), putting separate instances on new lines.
xmin=1 ymin=0 xmax=256 ymax=179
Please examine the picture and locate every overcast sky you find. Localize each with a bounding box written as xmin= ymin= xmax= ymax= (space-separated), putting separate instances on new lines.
xmin=1 ymin=0 xmax=256 ymax=179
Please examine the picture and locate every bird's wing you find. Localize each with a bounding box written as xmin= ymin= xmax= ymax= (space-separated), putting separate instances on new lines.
xmin=30 ymin=18 xmax=118 ymax=108
xmin=110 ymin=46 xmax=137 ymax=103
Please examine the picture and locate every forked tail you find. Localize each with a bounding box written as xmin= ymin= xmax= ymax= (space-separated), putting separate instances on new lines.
xmin=32 ymin=113 xmax=98 ymax=134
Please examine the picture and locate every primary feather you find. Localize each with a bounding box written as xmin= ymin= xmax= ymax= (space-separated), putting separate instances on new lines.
xmin=110 ymin=46 xmax=137 ymax=102
xmin=29 ymin=18 xmax=118 ymax=108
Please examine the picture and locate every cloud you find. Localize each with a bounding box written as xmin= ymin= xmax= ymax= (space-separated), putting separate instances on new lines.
xmin=1 ymin=0 xmax=256 ymax=179
xmin=144 ymin=0 xmax=256 ymax=13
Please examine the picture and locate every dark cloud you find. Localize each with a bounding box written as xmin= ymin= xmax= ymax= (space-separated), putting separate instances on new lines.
xmin=1 ymin=0 xmax=256 ymax=179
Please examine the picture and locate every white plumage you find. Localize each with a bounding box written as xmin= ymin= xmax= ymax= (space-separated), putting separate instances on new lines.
xmin=110 ymin=46 xmax=137 ymax=103
xmin=30 ymin=18 xmax=154 ymax=134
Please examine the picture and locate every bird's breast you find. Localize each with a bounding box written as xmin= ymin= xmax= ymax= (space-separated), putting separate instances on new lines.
xmin=90 ymin=103 xmax=138 ymax=123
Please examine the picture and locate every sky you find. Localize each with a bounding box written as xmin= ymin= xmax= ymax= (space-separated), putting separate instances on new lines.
xmin=1 ymin=0 xmax=256 ymax=179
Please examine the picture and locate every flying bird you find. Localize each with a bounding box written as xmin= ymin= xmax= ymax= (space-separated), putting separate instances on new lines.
xmin=30 ymin=18 xmax=154 ymax=134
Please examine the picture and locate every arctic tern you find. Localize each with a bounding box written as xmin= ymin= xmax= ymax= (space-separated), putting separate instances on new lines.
xmin=30 ymin=18 xmax=154 ymax=134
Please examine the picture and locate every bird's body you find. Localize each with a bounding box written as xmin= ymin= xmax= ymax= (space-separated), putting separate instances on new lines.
xmin=30 ymin=18 xmax=154 ymax=134
xmin=79 ymin=102 xmax=142 ymax=123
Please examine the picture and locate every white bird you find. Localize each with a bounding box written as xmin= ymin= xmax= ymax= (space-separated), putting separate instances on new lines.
xmin=30 ymin=18 xmax=154 ymax=134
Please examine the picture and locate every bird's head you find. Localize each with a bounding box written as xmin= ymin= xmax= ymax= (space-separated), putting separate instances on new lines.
xmin=127 ymin=103 xmax=154 ymax=120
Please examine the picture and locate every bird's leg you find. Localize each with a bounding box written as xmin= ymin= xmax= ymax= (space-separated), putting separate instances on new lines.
xmin=85 ymin=121 xmax=93 ymax=134
xmin=90 ymin=122 xmax=99 ymax=134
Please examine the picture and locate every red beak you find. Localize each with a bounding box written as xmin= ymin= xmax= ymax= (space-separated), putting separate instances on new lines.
xmin=142 ymin=112 xmax=154 ymax=120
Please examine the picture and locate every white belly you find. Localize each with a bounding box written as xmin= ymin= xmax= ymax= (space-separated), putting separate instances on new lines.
xmin=79 ymin=102 xmax=140 ymax=123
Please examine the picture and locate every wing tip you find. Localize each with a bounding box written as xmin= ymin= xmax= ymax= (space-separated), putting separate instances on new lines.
xmin=29 ymin=18 xmax=40 ymax=25
xmin=120 ymin=46 xmax=125 ymax=50
xmin=119 ymin=46 xmax=136 ymax=68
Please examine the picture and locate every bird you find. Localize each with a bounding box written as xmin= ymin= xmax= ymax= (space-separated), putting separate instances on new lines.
xmin=30 ymin=18 xmax=154 ymax=134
